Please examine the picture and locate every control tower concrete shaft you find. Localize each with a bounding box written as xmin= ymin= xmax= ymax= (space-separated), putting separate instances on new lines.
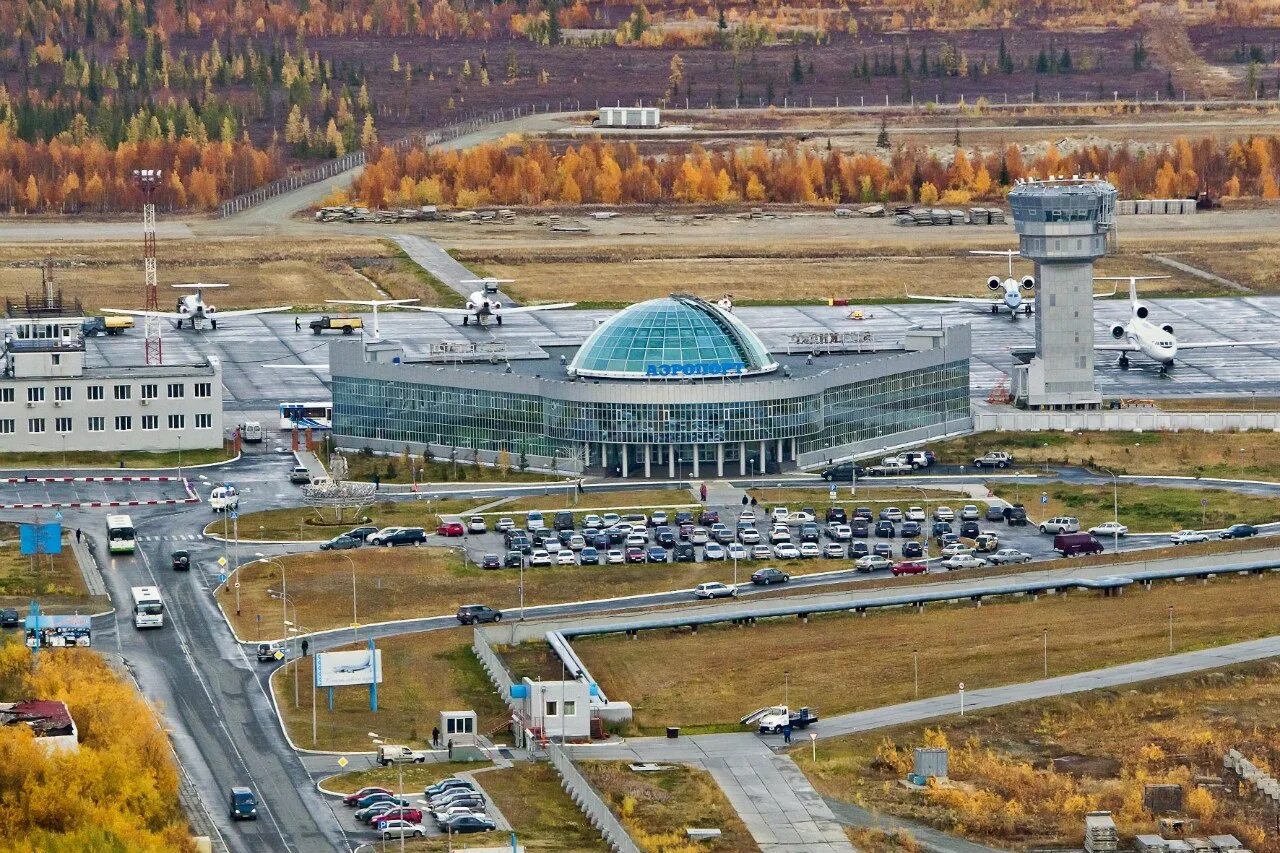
xmin=1007 ymin=179 xmax=1116 ymax=409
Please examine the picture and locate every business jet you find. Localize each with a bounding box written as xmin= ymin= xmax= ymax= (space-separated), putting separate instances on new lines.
xmin=103 ymin=284 xmax=291 ymax=330
xmin=906 ymin=251 xmax=1036 ymax=318
xmin=1095 ymin=276 xmax=1277 ymax=373
xmin=398 ymin=278 xmax=575 ymax=327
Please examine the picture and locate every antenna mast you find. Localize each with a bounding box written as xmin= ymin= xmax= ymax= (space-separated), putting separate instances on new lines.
xmin=134 ymin=168 xmax=163 ymax=365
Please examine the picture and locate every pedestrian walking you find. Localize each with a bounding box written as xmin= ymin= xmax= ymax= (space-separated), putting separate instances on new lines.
xmin=301 ymin=638 xmax=309 ymax=657
xmin=741 ymin=495 xmax=749 ymax=507
xmin=783 ymin=723 xmax=793 ymax=744
xmin=750 ymin=496 xmax=758 ymax=508
xmin=432 ymin=726 xmax=440 ymax=748
xmin=74 ymin=528 xmax=81 ymax=543
xmin=373 ymin=473 xmax=380 ymax=491
xmin=699 ymin=482 xmax=707 ymax=502
xmin=294 ymin=316 xmax=301 ymax=332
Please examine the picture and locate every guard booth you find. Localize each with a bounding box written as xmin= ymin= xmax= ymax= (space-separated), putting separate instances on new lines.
xmin=441 ymin=710 xmax=485 ymax=761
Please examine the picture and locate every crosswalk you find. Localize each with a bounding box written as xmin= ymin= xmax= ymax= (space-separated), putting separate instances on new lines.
xmin=139 ymin=534 xmax=206 ymax=542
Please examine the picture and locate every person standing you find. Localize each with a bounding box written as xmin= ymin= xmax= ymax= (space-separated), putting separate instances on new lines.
xmin=699 ymin=482 xmax=708 ymax=502
xmin=74 ymin=528 xmax=81 ymax=543
xmin=432 ymin=726 xmax=440 ymax=748
xmin=783 ymin=722 xmax=793 ymax=745
xmin=294 ymin=316 xmax=301 ymax=332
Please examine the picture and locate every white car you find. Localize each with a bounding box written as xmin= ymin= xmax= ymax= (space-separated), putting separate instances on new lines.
xmin=605 ymin=549 xmax=624 ymax=564
xmin=1171 ymin=529 xmax=1209 ymax=545
xmin=940 ymin=543 xmax=973 ymax=557
xmin=703 ymin=542 xmax=726 ymax=561
xmin=467 ymin=515 xmax=487 ymax=533
xmin=1089 ymin=521 xmax=1129 ymax=537
xmin=822 ymin=542 xmax=845 ymax=558
xmin=496 ymin=517 xmax=515 ymax=532
xmin=960 ymin=505 xmax=980 ymax=521
xmin=751 ymin=545 xmax=772 ymax=560
xmin=1039 ymin=516 xmax=1080 ymax=535
xmin=650 ymin=511 xmax=668 ymax=526
xmin=431 ymin=804 xmax=484 ymax=827
xmin=694 ymin=582 xmax=738 ymax=599
xmin=690 ymin=527 xmax=710 ymax=545
xmin=855 ymin=554 xmax=893 ymax=572
xmin=769 ymin=526 xmax=792 ymax=544
xmin=556 ymin=550 xmax=576 ymax=565
xmin=787 ymin=510 xmax=816 ymax=525
xmin=582 ymin=514 xmax=603 ymax=529
xmin=942 ymin=554 xmax=989 ymax=570
xmin=601 ymin=513 xmax=621 ymax=527
xmin=727 ymin=543 xmax=749 ymax=561
xmin=773 ymin=543 xmax=801 ymax=559
xmin=906 ymin=506 xmax=926 ymax=522
xmin=739 ymin=510 xmax=756 ymax=524
xmin=881 ymin=507 xmax=904 ymax=522
xmin=934 ymin=506 xmax=955 ymax=522
xmin=770 ymin=507 xmax=790 ymax=523
xmin=798 ymin=542 xmax=822 ymax=558
xmin=568 ymin=534 xmax=586 ymax=551
xmin=625 ymin=534 xmax=647 ymax=549
xmin=739 ymin=528 xmax=761 ymax=545
xmin=529 ymin=549 xmax=552 ymax=567
xmin=988 ymin=548 xmax=1031 ymax=565
xmin=827 ymin=523 xmax=851 ymax=541
xmin=378 ymin=819 xmax=426 ymax=839
xmin=526 ymin=511 xmax=545 ymax=531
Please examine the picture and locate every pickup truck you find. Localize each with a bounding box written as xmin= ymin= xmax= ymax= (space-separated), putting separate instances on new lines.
xmin=740 ymin=705 xmax=820 ymax=735
xmin=310 ymin=315 xmax=363 ymax=335
xmin=377 ymin=745 xmax=430 ymax=766
xmin=972 ymin=451 xmax=1013 ymax=469
xmin=81 ymin=315 xmax=134 ymax=336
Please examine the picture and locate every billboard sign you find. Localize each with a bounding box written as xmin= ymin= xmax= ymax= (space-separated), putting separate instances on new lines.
xmin=19 ymin=524 xmax=62 ymax=556
xmin=314 ymin=648 xmax=383 ymax=688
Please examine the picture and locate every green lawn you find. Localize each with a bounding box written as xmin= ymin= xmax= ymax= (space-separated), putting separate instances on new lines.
xmin=1005 ymin=482 xmax=1280 ymax=531
xmin=322 ymin=761 xmax=489 ymax=794
xmin=206 ymin=499 xmax=480 ymax=541
xmin=336 ymin=449 xmax=566 ymax=485
xmin=0 ymin=447 xmax=230 ymax=470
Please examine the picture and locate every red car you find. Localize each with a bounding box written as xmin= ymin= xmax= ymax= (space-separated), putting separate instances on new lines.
xmin=343 ymin=786 xmax=391 ymax=807
xmin=625 ymin=547 xmax=647 ymax=563
xmin=891 ymin=561 xmax=928 ymax=576
xmin=368 ymin=806 xmax=423 ymax=826
xmin=436 ymin=522 xmax=465 ymax=537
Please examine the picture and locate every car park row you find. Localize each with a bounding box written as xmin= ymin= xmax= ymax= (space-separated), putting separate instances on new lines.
xmin=341 ymin=778 xmax=496 ymax=839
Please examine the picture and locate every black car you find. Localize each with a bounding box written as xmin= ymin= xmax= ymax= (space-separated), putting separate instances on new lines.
xmin=850 ymin=521 xmax=869 ymax=538
xmin=825 ymin=507 xmax=847 ymax=524
xmin=798 ymin=523 xmax=820 ymax=543
xmin=503 ymin=551 xmax=523 ymax=568
xmin=0 ymin=608 xmax=19 ymax=628
xmin=1220 ymin=523 xmax=1259 ymax=539
xmin=751 ymin=567 xmax=791 ymax=585
xmin=556 ymin=528 xmax=575 ymax=546
xmin=901 ymin=540 xmax=924 ymax=559
xmin=820 ymin=462 xmax=865 ymax=482
xmin=443 ymin=814 xmax=496 ymax=834
xmin=850 ymin=541 xmax=870 ymax=557
xmin=673 ymin=542 xmax=696 ymax=562
xmin=873 ymin=542 xmax=893 ymax=558
xmin=584 ymin=530 xmax=609 ymax=549
xmin=481 ymin=554 xmax=501 ymax=570
xmin=646 ymin=546 xmax=668 ymax=563
xmin=655 ymin=526 xmax=677 ymax=547
xmin=985 ymin=506 xmax=1006 ymax=522
xmin=932 ymin=521 xmax=953 ymax=536
xmin=674 ymin=511 xmax=694 ymax=526
xmin=875 ymin=520 xmax=896 ymax=538
xmin=854 ymin=507 xmax=873 ymax=521
xmin=456 ymin=604 xmax=502 ymax=625
xmin=553 ymin=511 xmax=575 ymax=531
xmin=1003 ymin=505 xmax=1028 ymax=526
xmin=171 ymin=549 xmax=190 ymax=570
xmin=319 ymin=534 xmax=361 ymax=551
xmin=960 ymin=520 xmax=980 ymax=539
xmin=230 ymin=785 xmax=259 ymax=821
xmin=901 ymin=521 xmax=921 ymax=537
xmin=606 ymin=528 xmax=629 ymax=546
xmin=345 ymin=525 xmax=379 ymax=542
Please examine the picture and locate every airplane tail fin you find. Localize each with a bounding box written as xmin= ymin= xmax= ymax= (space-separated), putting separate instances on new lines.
xmin=1128 ymin=275 xmax=1138 ymax=306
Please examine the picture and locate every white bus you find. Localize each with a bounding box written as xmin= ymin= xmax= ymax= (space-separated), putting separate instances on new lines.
xmin=106 ymin=515 xmax=136 ymax=554
xmin=279 ymin=401 xmax=333 ymax=431
xmin=131 ymin=586 xmax=164 ymax=629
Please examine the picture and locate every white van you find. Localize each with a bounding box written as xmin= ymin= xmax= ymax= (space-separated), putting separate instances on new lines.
xmin=240 ymin=421 xmax=264 ymax=443
xmin=210 ymin=485 xmax=240 ymax=512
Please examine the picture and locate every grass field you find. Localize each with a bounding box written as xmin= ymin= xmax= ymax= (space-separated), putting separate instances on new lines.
xmin=572 ymin=572 xmax=1280 ymax=734
xmin=1158 ymin=397 xmax=1280 ymax=412
xmin=580 ymin=761 xmax=759 ymax=852
xmin=356 ymin=251 xmax=463 ymax=308
xmin=271 ymin=628 xmax=508 ymax=752
xmin=493 ymin=488 xmax=696 ymax=514
xmin=797 ymin=663 xmax=1280 ymax=851
xmin=322 ymin=761 xmax=487 ymax=794
xmin=206 ymin=499 xmax=478 ymax=541
xmin=935 ymin=430 xmax=1280 ymax=479
xmin=746 ymin=486 xmax=970 ymax=508
xmin=336 ymin=450 xmax=563 ymax=485
xmin=0 ymin=238 xmax=396 ymax=312
xmin=222 ymin=546 xmax=849 ymax=637
xmin=1002 ymin=482 xmax=1280 ymax=532
xmin=0 ymin=447 xmax=229 ymax=469
xmin=470 ymin=764 xmax=608 ymax=852
xmin=0 ymin=525 xmax=97 ymax=608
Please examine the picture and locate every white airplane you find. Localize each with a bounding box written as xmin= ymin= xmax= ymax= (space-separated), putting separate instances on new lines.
xmin=103 ymin=284 xmax=291 ymax=330
xmin=906 ymin=251 xmax=1036 ymax=318
xmin=1095 ymin=276 xmax=1278 ymax=373
xmin=324 ymin=298 xmax=421 ymax=340
xmin=398 ymin=279 xmax=575 ymax=327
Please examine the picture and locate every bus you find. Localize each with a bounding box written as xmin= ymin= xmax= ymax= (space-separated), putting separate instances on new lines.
xmin=279 ymin=401 xmax=333 ymax=431
xmin=131 ymin=586 xmax=164 ymax=629
xmin=106 ymin=515 xmax=136 ymax=554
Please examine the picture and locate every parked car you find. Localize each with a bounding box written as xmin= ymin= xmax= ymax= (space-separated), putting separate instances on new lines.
xmin=959 ymin=520 xmax=980 ymax=539
xmin=739 ymin=528 xmax=762 ymax=545
xmin=649 ymin=510 xmax=668 ymax=527
xmin=529 ymin=549 xmax=552 ymax=567
xmin=436 ymin=522 xmax=465 ymax=537
xmin=553 ymin=511 xmax=575 ymax=531
xmin=1220 ymin=523 xmax=1259 ymax=539
xmin=456 ymin=604 xmax=502 ymax=625
xmin=625 ymin=547 xmax=646 ymax=564
xmin=602 ymin=512 xmax=622 ymax=528
xmin=906 ymin=506 xmax=926 ymax=522
xmin=526 ymin=511 xmax=546 ymax=530
xmin=377 ymin=819 xmax=427 ymax=839
xmin=828 ymin=523 xmax=852 ymax=541
xmin=673 ymin=542 xmax=696 ymax=562
xmin=1055 ymin=532 xmax=1105 ymax=556
xmin=369 ymin=527 xmax=427 ymax=546
xmin=230 ymin=785 xmax=259 ymax=820
xmin=369 ymin=807 xmax=423 ymax=826
xmin=855 ymin=554 xmax=893 ymax=572
xmin=424 ymin=779 xmax=475 ymax=799
xmin=694 ymin=582 xmax=738 ymax=599
xmin=853 ymin=507 xmax=873 ymax=521
xmin=319 ymin=534 xmax=361 ymax=551
xmin=769 ymin=526 xmax=791 ymax=544
xmin=356 ymin=802 xmax=399 ymax=822
xmin=798 ymin=523 xmax=820 ymax=543
xmin=1003 ymin=504 xmax=1029 ymax=526
xmin=605 ymin=549 xmax=625 ymax=565
xmin=798 ymin=542 xmax=822 ymax=558
xmin=1171 ymin=529 xmax=1210 ymax=545
xmin=934 ymin=506 xmax=955 ymax=522
xmin=288 ymin=466 xmax=311 ymax=485
xmin=960 ymin=505 xmax=981 ymax=521
xmin=504 ymin=551 xmax=523 ymax=568
xmin=345 ymin=525 xmax=379 ymax=542
xmin=900 ymin=521 xmax=922 ymax=538
xmin=480 ymin=554 xmax=501 ymax=570
xmin=496 ymin=517 xmax=516 ymax=532
xmin=441 ymin=814 xmax=496 ymax=834
xmin=872 ymin=542 xmax=893 ymax=558
xmin=343 ymin=786 xmax=392 ymax=807
xmin=942 ymin=554 xmax=989 ymax=570
xmin=699 ymin=510 xmax=720 ymax=526
xmin=850 ymin=542 xmax=870 ymax=558
xmin=556 ymin=550 xmax=576 ymax=565
xmin=985 ymin=505 xmax=1007 ymax=522
xmin=1039 ymin=517 xmax=1080 ymax=535
xmin=875 ymin=520 xmax=896 ymax=538
xmin=822 ymin=542 xmax=845 ymax=558
xmin=704 ymin=542 xmax=727 ymax=560
xmin=646 ymin=546 xmax=668 ymax=563
xmin=690 ymin=527 xmax=710 ymax=545
xmin=972 ymin=451 xmax=1013 ymax=468
xmin=355 ymin=791 xmax=408 ymax=809
xmin=728 ymin=543 xmax=749 ymax=561
xmin=880 ymin=507 xmax=904 ymax=522
xmin=788 ymin=509 xmax=817 ymax=525
xmin=432 ymin=803 xmax=486 ymax=827
xmin=825 ymin=507 xmax=848 ymax=523
xmin=901 ymin=541 xmax=924 ymax=559
xmin=580 ymin=547 xmax=600 ymax=565
xmin=973 ymin=533 xmax=1000 ymax=552
xmin=820 ymin=462 xmax=865 ymax=481
xmin=773 ymin=543 xmax=801 ymax=559
xmin=770 ymin=507 xmax=790 ymax=523
xmin=988 ymin=548 xmax=1032 ymax=565
xmin=891 ymin=561 xmax=928 ymax=576
xmin=0 ymin=608 xmax=18 ymax=628
xmin=750 ymin=544 xmax=772 ymax=560
xmin=850 ymin=521 xmax=869 ymax=538
xmin=940 ymin=543 xmax=973 ymax=558
xmin=1089 ymin=521 xmax=1129 ymax=537
xmin=751 ymin=567 xmax=791 ymax=585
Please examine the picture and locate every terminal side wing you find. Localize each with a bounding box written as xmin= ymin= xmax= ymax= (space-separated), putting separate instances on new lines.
xmin=204 ymin=306 xmax=293 ymax=318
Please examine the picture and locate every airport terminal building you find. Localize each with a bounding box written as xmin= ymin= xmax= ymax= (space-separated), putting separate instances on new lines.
xmin=330 ymin=296 xmax=971 ymax=476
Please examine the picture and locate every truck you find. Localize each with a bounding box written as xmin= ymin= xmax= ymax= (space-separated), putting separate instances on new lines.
xmin=310 ymin=315 xmax=363 ymax=335
xmin=240 ymin=421 xmax=264 ymax=443
xmin=377 ymin=745 xmax=430 ymax=766
xmin=740 ymin=705 xmax=820 ymax=735
xmin=81 ymin=315 xmax=134 ymax=336
xmin=973 ymin=451 xmax=1014 ymax=469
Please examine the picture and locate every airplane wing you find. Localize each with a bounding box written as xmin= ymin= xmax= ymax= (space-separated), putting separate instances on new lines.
xmin=396 ymin=305 xmax=477 ymax=316
xmin=101 ymin=308 xmax=187 ymax=321
xmin=905 ymin=294 xmax=1000 ymax=307
xmin=1094 ymin=343 xmax=1139 ymax=352
xmin=497 ymin=303 xmax=576 ymax=314
xmin=1175 ymin=340 xmax=1280 ymax=351
xmin=209 ymin=306 xmax=293 ymax=318
xmin=1092 ymin=289 xmax=1118 ymax=299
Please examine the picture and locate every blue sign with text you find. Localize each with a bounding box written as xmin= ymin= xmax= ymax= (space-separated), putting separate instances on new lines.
xmin=19 ymin=524 xmax=62 ymax=556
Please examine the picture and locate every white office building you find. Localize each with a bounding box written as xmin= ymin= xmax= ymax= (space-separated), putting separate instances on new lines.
xmin=0 ymin=317 xmax=223 ymax=453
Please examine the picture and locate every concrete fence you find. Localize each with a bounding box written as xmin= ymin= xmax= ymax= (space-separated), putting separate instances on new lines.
xmin=547 ymin=742 xmax=642 ymax=853
xmin=1224 ymin=748 xmax=1280 ymax=805
xmin=974 ymin=408 xmax=1280 ymax=433
xmin=471 ymin=628 xmax=520 ymax=714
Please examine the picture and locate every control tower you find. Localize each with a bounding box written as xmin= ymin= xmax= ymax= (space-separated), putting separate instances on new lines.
xmin=1007 ymin=178 xmax=1116 ymax=410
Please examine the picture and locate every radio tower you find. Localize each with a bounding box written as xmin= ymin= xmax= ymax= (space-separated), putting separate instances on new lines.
xmin=134 ymin=168 xmax=163 ymax=365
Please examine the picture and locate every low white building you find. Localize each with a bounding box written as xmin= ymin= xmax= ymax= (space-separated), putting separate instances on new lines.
xmin=521 ymin=677 xmax=593 ymax=742
xmin=1 ymin=317 xmax=223 ymax=453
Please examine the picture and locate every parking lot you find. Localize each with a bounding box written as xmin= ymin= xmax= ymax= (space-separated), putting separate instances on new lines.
xmin=338 ymin=774 xmax=498 ymax=842
xmin=0 ymin=476 xmax=195 ymax=509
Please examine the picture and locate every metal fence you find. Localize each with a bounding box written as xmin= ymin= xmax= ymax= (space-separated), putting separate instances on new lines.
xmin=547 ymin=742 xmax=642 ymax=853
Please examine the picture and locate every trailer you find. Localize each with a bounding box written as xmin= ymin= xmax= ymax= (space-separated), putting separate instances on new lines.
xmin=593 ymin=107 xmax=661 ymax=128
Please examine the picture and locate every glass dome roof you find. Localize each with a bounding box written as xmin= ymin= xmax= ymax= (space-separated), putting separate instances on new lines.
xmin=569 ymin=295 xmax=777 ymax=380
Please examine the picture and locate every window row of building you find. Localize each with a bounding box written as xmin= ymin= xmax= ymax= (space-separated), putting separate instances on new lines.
xmin=0 ymin=381 xmax=213 ymax=404
xmin=0 ymin=414 xmax=213 ymax=435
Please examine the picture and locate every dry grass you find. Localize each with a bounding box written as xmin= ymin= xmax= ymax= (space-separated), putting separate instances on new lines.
xmin=580 ymin=761 xmax=759 ymax=852
xmin=322 ymin=761 xmax=488 ymax=795
xmin=572 ymin=571 xmax=1280 ymax=734
xmin=495 ymin=488 xmax=697 ymax=514
xmin=0 ymin=237 xmax=395 ymax=312
xmin=0 ymin=525 xmax=100 ymax=610
xmin=208 ymin=499 xmax=479 ymax=541
xmin=1158 ymin=397 xmax=1280 ymax=412
xmin=473 ymin=763 xmax=609 ymax=852
xmin=935 ymin=430 xmax=1280 ymax=479
xmin=337 ymin=450 xmax=564 ymax=485
xmin=998 ymin=481 xmax=1280 ymax=532
xmin=271 ymin=628 xmax=509 ymax=752
xmin=746 ymin=486 xmax=969 ymax=507
xmin=221 ymin=546 xmax=848 ymax=637
xmin=0 ymin=447 xmax=228 ymax=469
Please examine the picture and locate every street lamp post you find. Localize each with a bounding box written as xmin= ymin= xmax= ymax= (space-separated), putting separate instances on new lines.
xmin=1100 ymin=467 xmax=1120 ymax=554
xmin=784 ymin=670 xmax=790 ymax=707
xmin=1168 ymin=606 xmax=1174 ymax=652
xmin=519 ymin=555 xmax=526 ymax=621
xmin=912 ymin=648 xmax=919 ymax=698
xmin=177 ymin=435 xmax=183 ymax=483
xmin=1042 ymin=628 xmax=1048 ymax=677
xmin=339 ymin=553 xmax=358 ymax=640
xmin=368 ymin=732 xmax=407 ymax=853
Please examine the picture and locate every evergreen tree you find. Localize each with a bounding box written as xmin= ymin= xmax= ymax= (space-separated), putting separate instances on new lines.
xmin=791 ymin=51 xmax=803 ymax=84
xmin=1132 ymin=35 xmax=1147 ymax=70
xmin=876 ymin=115 xmax=889 ymax=149
xmin=1036 ymin=47 xmax=1049 ymax=74
xmin=953 ymin=120 xmax=961 ymax=147
xmin=546 ymin=0 xmax=561 ymax=45
xmin=1166 ymin=70 xmax=1176 ymax=98
xmin=1059 ymin=46 xmax=1073 ymax=72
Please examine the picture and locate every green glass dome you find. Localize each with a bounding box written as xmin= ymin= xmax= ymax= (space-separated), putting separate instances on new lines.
xmin=569 ymin=295 xmax=777 ymax=380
